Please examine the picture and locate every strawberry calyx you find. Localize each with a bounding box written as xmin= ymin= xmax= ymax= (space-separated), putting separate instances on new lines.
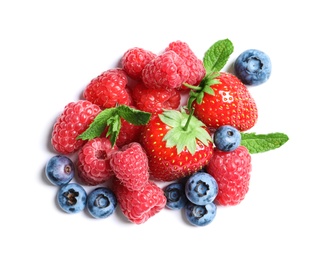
xmin=159 ymin=108 xmax=212 ymax=155
xmin=78 ymin=104 xmax=151 ymax=147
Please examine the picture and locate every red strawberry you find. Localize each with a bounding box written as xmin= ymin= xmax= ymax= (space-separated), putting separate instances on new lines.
xmin=206 ymin=146 xmax=252 ymax=206
xmin=140 ymin=110 xmax=213 ymax=182
xmin=112 ymin=177 xmax=166 ymax=224
xmin=131 ymin=82 xmax=181 ymax=114
xmin=83 ymin=68 xmax=132 ymax=109
xmin=121 ymin=47 xmax=157 ymax=81
xmin=77 ymin=137 xmax=118 ymax=186
xmin=51 ymin=100 xmax=101 ymax=154
xmin=165 ymin=40 xmax=205 ymax=87
xmin=193 ymin=72 xmax=258 ymax=132
xmin=142 ymin=50 xmax=189 ymax=90
xmin=110 ymin=142 xmax=149 ymax=191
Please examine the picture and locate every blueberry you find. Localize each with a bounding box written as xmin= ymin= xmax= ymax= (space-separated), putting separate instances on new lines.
xmin=213 ymin=125 xmax=241 ymax=152
xmin=164 ymin=182 xmax=188 ymax=210
xmin=184 ymin=201 xmax=217 ymax=226
xmin=234 ymin=49 xmax=272 ymax=86
xmin=57 ymin=183 xmax=87 ymax=214
xmin=185 ymin=172 xmax=218 ymax=205
xmin=45 ymin=155 xmax=75 ymax=186
xmin=87 ymin=187 xmax=117 ymax=218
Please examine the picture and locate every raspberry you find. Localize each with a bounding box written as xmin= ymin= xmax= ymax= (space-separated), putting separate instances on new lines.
xmin=165 ymin=41 xmax=205 ymax=87
xmin=115 ymin=116 xmax=143 ymax=148
xmin=206 ymin=146 xmax=252 ymax=206
xmin=77 ymin=137 xmax=118 ymax=186
xmin=51 ymin=100 xmax=101 ymax=154
xmin=131 ymin=82 xmax=181 ymax=113
xmin=121 ymin=47 xmax=157 ymax=80
xmin=142 ymin=50 xmax=189 ymax=90
xmin=110 ymin=142 xmax=149 ymax=191
xmin=83 ymin=68 xmax=132 ymax=109
xmin=112 ymin=177 xmax=166 ymax=224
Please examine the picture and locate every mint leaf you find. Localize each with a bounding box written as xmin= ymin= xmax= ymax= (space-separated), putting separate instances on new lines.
xmin=203 ymin=39 xmax=234 ymax=75
xmin=241 ymin=132 xmax=289 ymax=154
xmin=117 ymin=105 xmax=151 ymax=125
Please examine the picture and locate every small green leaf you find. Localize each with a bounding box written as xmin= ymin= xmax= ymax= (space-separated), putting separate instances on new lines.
xmin=203 ymin=39 xmax=234 ymax=74
xmin=117 ymin=105 xmax=151 ymax=125
xmin=77 ymin=108 xmax=115 ymax=140
xmin=241 ymin=132 xmax=289 ymax=154
xmin=106 ymin=115 xmax=121 ymax=147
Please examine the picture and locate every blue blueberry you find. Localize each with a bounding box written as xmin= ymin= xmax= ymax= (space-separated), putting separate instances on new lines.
xmin=45 ymin=155 xmax=75 ymax=186
xmin=164 ymin=182 xmax=188 ymax=210
xmin=87 ymin=187 xmax=117 ymax=218
xmin=234 ymin=49 xmax=272 ymax=86
xmin=57 ymin=183 xmax=87 ymax=214
xmin=213 ymin=125 xmax=241 ymax=152
xmin=184 ymin=201 xmax=217 ymax=226
xmin=185 ymin=172 xmax=218 ymax=206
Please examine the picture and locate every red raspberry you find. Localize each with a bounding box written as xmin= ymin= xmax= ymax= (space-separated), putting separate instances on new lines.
xmin=110 ymin=142 xmax=149 ymax=191
xmin=77 ymin=137 xmax=118 ymax=186
xmin=83 ymin=68 xmax=132 ymax=109
xmin=131 ymin=82 xmax=181 ymax=113
xmin=206 ymin=146 xmax=252 ymax=206
xmin=142 ymin=50 xmax=189 ymax=90
xmin=115 ymin=116 xmax=143 ymax=148
xmin=121 ymin=47 xmax=157 ymax=80
xmin=165 ymin=40 xmax=206 ymax=87
xmin=51 ymin=100 xmax=101 ymax=154
xmin=112 ymin=177 xmax=166 ymax=224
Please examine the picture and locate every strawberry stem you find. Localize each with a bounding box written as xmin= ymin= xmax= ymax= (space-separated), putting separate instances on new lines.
xmin=183 ymin=83 xmax=201 ymax=91
xmin=183 ymin=108 xmax=194 ymax=131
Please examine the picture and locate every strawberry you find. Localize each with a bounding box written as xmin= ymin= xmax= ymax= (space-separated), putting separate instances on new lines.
xmin=140 ymin=109 xmax=213 ymax=182
xmin=193 ymin=72 xmax=258 ymax=132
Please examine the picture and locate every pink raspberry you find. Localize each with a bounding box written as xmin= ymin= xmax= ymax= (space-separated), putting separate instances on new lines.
xmin=206 ymin=146 xmax=252 ymax=206
xmin=110 ymin=142 xmax=149 ymax=191
xmin=112 ymin=177 xmax=166 ymax=224
xmin=165 ymin=40 xmax=206 ymax=87
xmin=83 ymin=68 xmax=132 ymax=109
xmin=51 ymin=100 xmax=101 ymax=154
xmin=142 ymin=50 xmax=189 ymax=90
xmin=121 ymin=47 xmax=157 ymax=80
xmin=77 ymin=137 xmax=118 ymax=186
xmin=131 ymin=82 xmax=181 ymax=114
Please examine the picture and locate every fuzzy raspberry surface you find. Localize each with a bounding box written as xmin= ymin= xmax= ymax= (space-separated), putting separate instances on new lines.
xmin=206 ymin=146 xmax=252 ymax=206
xmin=77 ymin=137 xmax=118 ymax=186
xmin=142 ymin=50 xmax=189 ymax=90
xmin=112 ymin=178 xmax=166 ymax=224
xmin=51 ymin=100 xmax=101 ymax=154
xmin=121 ymin=47 xmax=157 ymax=80
xmin=110 ymin=142 xmax=149 ymax=191
xmin=83 ymin=68 xmax=131 ymax=109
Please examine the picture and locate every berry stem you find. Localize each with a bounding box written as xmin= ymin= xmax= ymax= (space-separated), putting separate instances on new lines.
xmin=183 ymin=107 xmax=195 ymax=131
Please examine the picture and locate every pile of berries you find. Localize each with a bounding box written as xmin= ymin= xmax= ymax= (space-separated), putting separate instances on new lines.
xmin=45 ymin=39 xmax=288 ymax=226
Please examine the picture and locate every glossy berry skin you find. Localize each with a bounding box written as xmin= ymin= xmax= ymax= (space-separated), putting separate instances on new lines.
xmin=57 ymin=183 xmax=87 ymax=214
xmin=131 ymin=82 xmax=181 ymax=114
xmin=213 ymin=125 xmax=241 ymax=152
xmin=234 ymin=49 xmax=272 ymax=86
xmin=87 ymin=187 xmax=117 ymax=219
xmin=77 ymin=137 xmax=118 ymax=186
xmin=142 ymin=50 xmax=189 ymax=90
xmin=206 ymin=146 xmax=251 ymax=206
xmin=51 ymin=100 xmax=101 ymax=154
xmin=121 ymin=47 xmax=157 ymax=80
xmin=163 ymin=182 xmax=188 ymax=210
xmin=45 ymin=155 xmax=75 ymax=186
xmin=185 ymin=201 xmax=217 ymax=226
xmin=83 ymin=68 xmax=132 ymax=109
xmin=185 ymin=172 xmax=218 ymax=205
xmin=165 ymin=40 xmax=205 ymax=87
xmin=112 ymin=178 xmax=166 ymax=224
xmin=193 ymin=72 xmax=258 ymax=132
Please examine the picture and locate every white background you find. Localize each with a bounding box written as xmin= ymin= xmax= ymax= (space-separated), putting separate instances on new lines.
xmin=1 ymin=1 xmax=325 ymax=259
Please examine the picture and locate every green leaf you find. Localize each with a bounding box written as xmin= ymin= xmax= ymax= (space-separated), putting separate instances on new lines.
xmin=106 ymin=115 xmax=121 ymax=147
xmin=77 ymin=108 xmax=115 ymax=140
xmin=240 ymin=132 xmax=289 ymax=154
xmin=203 ymin=39 xmax=234 ymax=74
xmin=117 ymin=105 xmax=151 ymax=125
